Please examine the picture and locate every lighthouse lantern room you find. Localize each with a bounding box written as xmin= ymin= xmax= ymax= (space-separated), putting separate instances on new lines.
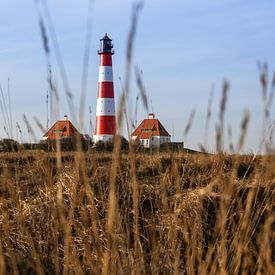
xmin=93 ymin=34 xmax=116 ymax=143
xmin=98 ymin=33 xmax=114 ymax=54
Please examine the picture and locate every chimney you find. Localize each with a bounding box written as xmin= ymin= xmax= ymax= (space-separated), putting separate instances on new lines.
xmin=64 ymin=115 xmax=68 ymax=120
xmin=148 ymin=113 xmax=155 ymax=119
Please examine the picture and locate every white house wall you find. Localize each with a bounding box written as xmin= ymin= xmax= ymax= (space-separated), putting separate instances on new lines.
xmin=132 ymin=135 xmax=171 ymax=148
xmin=150 ymin=136 xmax=171 ymax=147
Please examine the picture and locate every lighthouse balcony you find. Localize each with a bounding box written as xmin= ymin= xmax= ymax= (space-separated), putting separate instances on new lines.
xmin=98 ymin=49 xmax=114 ymax=55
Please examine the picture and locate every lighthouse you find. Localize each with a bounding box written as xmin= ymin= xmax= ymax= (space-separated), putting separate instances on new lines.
xmin=93 ymin=33 xmax=116 ymax=143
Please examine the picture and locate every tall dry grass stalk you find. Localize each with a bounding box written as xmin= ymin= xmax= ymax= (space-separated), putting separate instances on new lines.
xmin=216 ymin=80 xmax=230 ymax=152
xmin=103 ymin=3 xmax=144 ymax=274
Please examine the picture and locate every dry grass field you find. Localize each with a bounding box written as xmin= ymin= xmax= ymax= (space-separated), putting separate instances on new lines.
xmin=0 ymin=150 xmax=274 ymax=274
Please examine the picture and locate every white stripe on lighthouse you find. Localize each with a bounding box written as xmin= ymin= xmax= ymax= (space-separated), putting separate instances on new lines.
xmin=98 ymin=66 xmax=113 ymax=82
xmin=96 ymin=98 xmax=115 ymax=116
xmin=93 ymin=134 xmax=114 ymax=143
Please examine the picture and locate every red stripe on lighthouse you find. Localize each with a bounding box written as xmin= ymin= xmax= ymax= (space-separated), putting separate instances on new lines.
xmin=97 ymin=82 xmax=114 ymax=98
xmin=100 ymin=54 xmax=112 ymax=66
xmin=95 ymin=116 xmax=116 ymax=135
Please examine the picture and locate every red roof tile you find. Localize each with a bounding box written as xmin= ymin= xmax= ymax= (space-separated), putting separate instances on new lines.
xmin=138 ymin=131 xmax=153 ymax=139
xmin=131 ymin=118 xmax=170 ymax=138
xmin=43 ymin=120 xmax=80 ymax=140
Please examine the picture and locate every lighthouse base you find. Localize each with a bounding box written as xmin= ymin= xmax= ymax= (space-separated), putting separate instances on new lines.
xmin=93 ymin=134 xmax=114 ymax=143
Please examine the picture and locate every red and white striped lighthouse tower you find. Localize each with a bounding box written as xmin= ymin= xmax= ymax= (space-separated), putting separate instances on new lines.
xmin=93 ymin=33 xmax=116 ymax=143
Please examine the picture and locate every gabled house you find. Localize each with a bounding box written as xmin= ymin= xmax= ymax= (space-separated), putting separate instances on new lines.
xmin=131 ymin=113 xmax=171 ymax=148
xmin=43 ymin=115 xmax=80 ymax=140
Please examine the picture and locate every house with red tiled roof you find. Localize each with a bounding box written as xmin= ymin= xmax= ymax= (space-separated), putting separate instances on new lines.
xmin=131 ymin=113 xmax=171 ymax=148
xmin=43 ymin=115 xmax=80 ymax=140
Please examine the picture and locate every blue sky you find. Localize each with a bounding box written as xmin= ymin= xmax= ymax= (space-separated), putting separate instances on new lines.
xmin=0 ymin=0 xmax=274 ymax=152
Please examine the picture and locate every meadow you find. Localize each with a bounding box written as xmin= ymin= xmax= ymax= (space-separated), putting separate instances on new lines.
xmin=0 ymin=150 xmax=274 ymax=274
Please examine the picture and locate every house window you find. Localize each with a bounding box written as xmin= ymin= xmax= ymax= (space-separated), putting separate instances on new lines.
xmin=152 ymin=137 xmax=154 ymax=141
xmin=53 ymin=130 xmax=63 ymax=134
xmin=146 ymin=140 xmax=149 ymax=144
